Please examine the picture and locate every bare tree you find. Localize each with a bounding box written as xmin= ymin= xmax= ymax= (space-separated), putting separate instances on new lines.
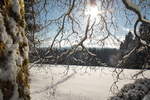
xmin=29 ymin=0 xmax=150 ymax=67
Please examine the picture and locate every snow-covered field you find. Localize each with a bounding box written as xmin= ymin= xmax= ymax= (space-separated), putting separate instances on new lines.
xmin=30 ymin=65 xmax=150 ymax=100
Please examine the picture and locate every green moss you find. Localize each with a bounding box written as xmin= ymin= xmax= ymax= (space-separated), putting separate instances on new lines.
xmin=20 ymin=42 xmax=28 ymax=47
xmin=22 ymin=59 xmax=29 ymax=69
xmin=19 ymin=19 xmax=26 ymax=27
xmin=17 ymin=58 xmax=30 ymax=99
xmin=19 ymin=42 xmax=28 ymax=57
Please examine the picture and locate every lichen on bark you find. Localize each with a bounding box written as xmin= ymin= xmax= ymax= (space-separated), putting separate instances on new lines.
xmin=0 ymin=0 xmax=30 ymax=100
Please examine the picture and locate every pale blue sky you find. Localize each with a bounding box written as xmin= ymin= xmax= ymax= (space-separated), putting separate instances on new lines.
xmin=35 ymin=0 xmax=149 ymax=48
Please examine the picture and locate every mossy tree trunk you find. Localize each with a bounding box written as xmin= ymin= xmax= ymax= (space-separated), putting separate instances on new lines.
xmin=0 ymin=0 xmax=30 ymax=100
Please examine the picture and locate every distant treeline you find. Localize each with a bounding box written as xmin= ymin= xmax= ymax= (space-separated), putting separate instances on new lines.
xmin=30 ymin=22 xmax=150 ymax=69
xmin=29 ymin=31 xmax=149 ymax=69
xmin=29 ymin=47 xmax=119 ymax=67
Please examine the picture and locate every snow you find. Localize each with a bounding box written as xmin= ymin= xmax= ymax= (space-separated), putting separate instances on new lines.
xmin=11 ymin=0 xmax=21 ymax=15
xmin=10 ymin=85 xmax=19 ymax=100
xmin=8 ymin=17 xmax=17 ymax=36
xmin=0 ymin=12 xmax=17 ymax=81
xmin=0 ymin=9 xmax=24 ymax=100
xmin=0 ymin=13 xmax=12 ymax=44
xmin=122 ymin=0 xmax=150 ymax=24
xmin=30 ymin=65 xmax=150 ymax=100
xmin=109 ymin=78 xmax=150 ymax=100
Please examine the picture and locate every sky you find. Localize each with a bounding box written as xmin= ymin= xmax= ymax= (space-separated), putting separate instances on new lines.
xmin=34 ymin=0 xmax=149 ymax=49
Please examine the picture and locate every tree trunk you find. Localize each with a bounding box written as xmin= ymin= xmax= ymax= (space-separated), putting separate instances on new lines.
xmin=0 ymin=0 xmax=30 ymax=100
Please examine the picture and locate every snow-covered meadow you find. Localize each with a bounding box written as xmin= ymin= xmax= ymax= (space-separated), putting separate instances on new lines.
xmin=30 ymin=65 xmax=150 ymax=100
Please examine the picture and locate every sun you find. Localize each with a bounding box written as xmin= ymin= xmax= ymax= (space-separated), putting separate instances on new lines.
xmin=84 ymin=0 xmax=101 ymax=21
xmin=85 ymin=5 xmax=100 ymax=20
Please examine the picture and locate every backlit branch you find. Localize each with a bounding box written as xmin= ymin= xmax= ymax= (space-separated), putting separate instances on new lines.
xmin=122 ymin=0 xmax=150 ymax=24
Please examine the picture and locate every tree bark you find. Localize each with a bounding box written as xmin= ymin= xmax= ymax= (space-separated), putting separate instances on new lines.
xmin=0 ymin=0 xmax=30 ymax=100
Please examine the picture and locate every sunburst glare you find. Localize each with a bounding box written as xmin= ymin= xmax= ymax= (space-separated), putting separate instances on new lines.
xmin=85 ymin=6 xmax=99 ymax=20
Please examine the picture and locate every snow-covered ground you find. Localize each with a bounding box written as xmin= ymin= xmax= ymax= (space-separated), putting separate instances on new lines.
xmin=30 ymin=65 xmax=150 ymax=100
